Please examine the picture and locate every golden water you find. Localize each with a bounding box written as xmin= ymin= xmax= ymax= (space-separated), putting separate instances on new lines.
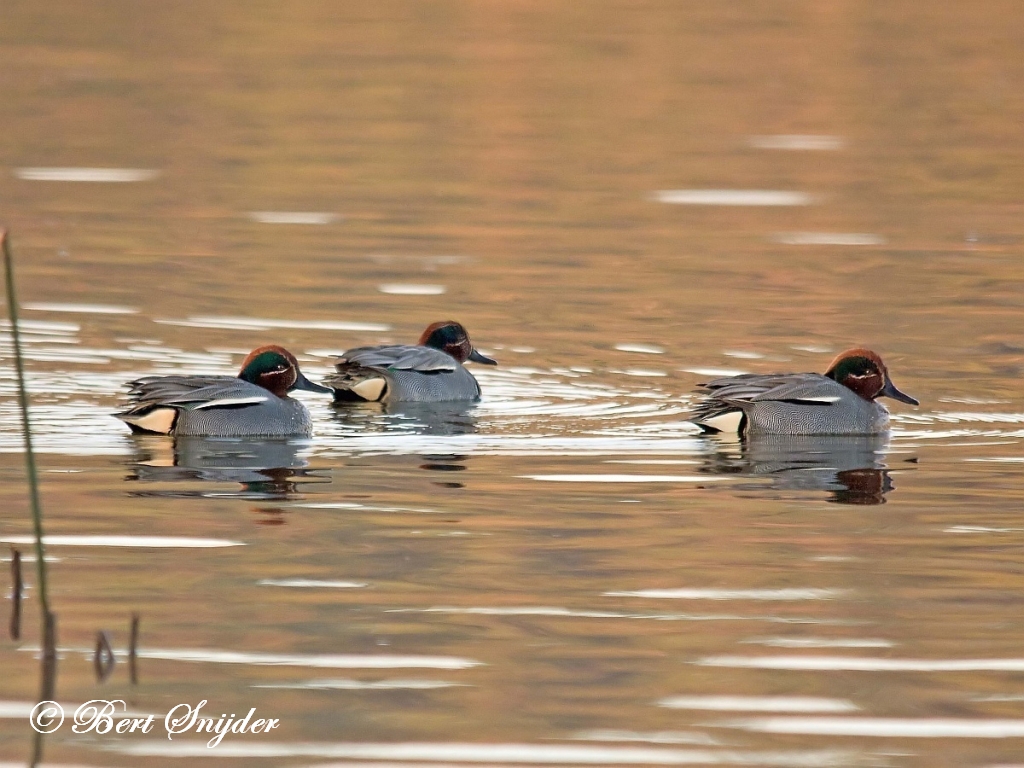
xmin=1 ymin=2 xmax=1023 ymax=766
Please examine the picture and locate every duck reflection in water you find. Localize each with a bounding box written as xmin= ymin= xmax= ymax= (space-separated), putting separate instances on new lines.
xmin=697 ymin=434 xmax=906 ymax=504
xmin=331 ymin=400 xmax=480 ymax=437
xmin=124 ymin=435 xmax=327 ymax=501
xmin=331 ymin=403 xmax=478 ymax=487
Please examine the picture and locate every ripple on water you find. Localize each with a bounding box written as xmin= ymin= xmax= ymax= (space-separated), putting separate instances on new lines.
xmin=722 ymin=350 xmax=765 ymax=359
xmin=606 ymin=588 xmax=849 ymax=600
xmin=720 ymin=717 xmax=1024 ymax=738
xmin=385 ymin=606 xmax=863 ymax=625
xmin=315 ymin=434 xmax=706 ymax=459
xmin=0 ymin=699 xmax=156 ymax=720
xmin=107 ymin=740 xmax=878 ymax=764
xmin=257 ymin=579 xmax=368 ymax=589
xmin=772 ymin=232 xmax=886 ymax=246
xmin=680 ymin=367 xmax=748 ymax=377
xmin=606 ymin=459 xmax=699 ymax=465
xmin=35 ymin=646 xmax=481 ymax=670
xmin=695 ymin=656 xmax=1024 ymax=671
xmin=0 ymin=535 xmax=243 ymax=548
xmin=521 ymin=474 xmax=715 ymax=483
xmin=1 ymin=349 xmax=110 ymax=365
xmin=253 ymin=678 xmax=465 ymax=690
xmin=22 ymin=302 xmax=138 ymax=314
xmin=614 ymin=343 xmax=665 ymax=354
xmin=378 ymin=283 xmax=446 ymax=295
xmin=612 ymin=368 xmax=669 ymax=377
xmin=930 ymin=412 xmax=1024 ymax=424
xmin=747 ymin=135 xmax=846 ymax=150
xmin=741 ymin=636 xmax=894 ymax=649
xmin=658 ymin=696 xmax=859 ymax=713
xmin=569 ymin=730 xmax=722 ymax=746
xmin=155 ymin=316 xmax=389 ymax=332
xmin=247 ymin=211 xmax=340 ymax=224
xmin=0 ymin=319 xmax=79 ymax=334
xmin=308 ymin=365 xmax=702 ymax=456
xmin=654 ymin=189 xmax=818 ymax=206
xmin=14 ymin=167 xmax=160 ymax=182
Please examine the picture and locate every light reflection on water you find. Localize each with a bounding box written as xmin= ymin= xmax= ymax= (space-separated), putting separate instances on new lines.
xmin=247 ymin=212 xmax=341 ymax=225
xmin=258 ymin=579 xmax=368 ymax=589
xmin=22 ymin=302 xmax=139 ymax=314
xmin=38 ymin=647 xmax=482 ymax=670
xmin=255 ymin=679 xmax=466 ymax=690
xmin=746 ymin=135 xmax=846 ymax=151
xmin=771 ymin=233 xmax=887 ymax=247
xmin=740 ymin=637 xmax=894 ymax=649
xmin=109 ymin=741 xmax=880 ymax=765
xmin=606 ymin=588 xmax=850 ymax=601
xmin=653 ymin=190 xmax=818 ymax=206
xmin=696 ymin=657 xmax=1024 ymax=672
xmin=14 ymin=167 xmax=160 ymax=182
xmin=155 ymin=316 xmax=391 ymax=332
xmin=0 ymin=535 xmax=243 ymax=548
xmin=657 ymin=696 xmax=859 ymax=713
xmin=385 ymin=607 xmax=863 ymax=625
xmin=720 ymin=717 xmax=1024 ymax=738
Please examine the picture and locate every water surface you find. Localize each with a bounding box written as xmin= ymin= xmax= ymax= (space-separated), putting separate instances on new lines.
xmin=1 ymin=3 xmax=1023 ymax=767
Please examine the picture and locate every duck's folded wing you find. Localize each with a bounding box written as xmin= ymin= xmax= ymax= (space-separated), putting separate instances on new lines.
xmin=325 ymin=345 xmax=459 ymax=402
xmin=700 ymin=373 xmax=844 ymax=406
xmin=122 ymin=376 xmax=269 ymax=411
xmin=116 ymin=376 xmax=269 ymax=434
xmin=692 ymin=374 xmax=843 ymax=432
xmin=335 ymin=345 xmax=458 ymax=374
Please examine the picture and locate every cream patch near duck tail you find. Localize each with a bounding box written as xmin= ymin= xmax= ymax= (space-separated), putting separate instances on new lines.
xmin=124 ymin=407 xmax=177 ymax=435
xmin=352 ymin=377 xmax=387 ymax=401
xmin=701 ymin=410 xmax=745 ymax=433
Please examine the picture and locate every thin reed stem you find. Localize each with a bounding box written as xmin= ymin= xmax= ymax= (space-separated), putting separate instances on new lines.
xmin=1 ymin=231 xmax=52 ymax=621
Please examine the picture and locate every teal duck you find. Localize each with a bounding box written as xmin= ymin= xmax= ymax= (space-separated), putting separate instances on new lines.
xmin=116 ymin=345 xmax=332 ymax=436
xmin=326 ymin=321 xmax=496 ymax=403
xmin=691 ymin=348 xmax=919 ymax=436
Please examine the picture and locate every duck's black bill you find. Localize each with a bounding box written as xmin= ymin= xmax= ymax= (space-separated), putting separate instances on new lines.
xmin=293 ymin=372 xmax=335 ymax=394
xmin=468 ymin=349 xmax=498 ymax=365
xmin=880 ymin=378 xmax=919 ymax=406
